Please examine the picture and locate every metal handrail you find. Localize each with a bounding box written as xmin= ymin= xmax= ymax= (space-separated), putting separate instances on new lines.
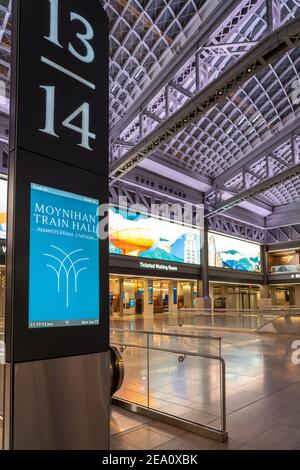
xmin=167 ymin=311 xmax=281 ymax=332
xmin=110 ymin=328 xmax=227 ymax=440
xmin=110 ymin=326 xmax=222 ymax=356
xmin=111 ymin=327 xmax=222 ymax=342
xmin=175 ymin=307 xmax=300 ymax=313
xmin=111 ymin=327 xmax=222 ymax=340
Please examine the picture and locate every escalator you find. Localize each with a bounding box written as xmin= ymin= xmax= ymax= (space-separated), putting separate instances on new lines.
xmin=110 ymin=346 xmax=124 ymax=397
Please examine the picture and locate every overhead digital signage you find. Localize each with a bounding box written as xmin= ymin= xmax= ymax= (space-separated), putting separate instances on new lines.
xmin=208 ymin=232 xmax=261 ymax=272
xmin=109 ymin=207 xmax=201 ymax=266
xmin=29 ymin=183 xmax=100 ymax=329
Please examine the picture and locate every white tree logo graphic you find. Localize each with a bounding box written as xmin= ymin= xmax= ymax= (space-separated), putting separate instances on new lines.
xmin=44 ymin=245 xmax=89 ymax=308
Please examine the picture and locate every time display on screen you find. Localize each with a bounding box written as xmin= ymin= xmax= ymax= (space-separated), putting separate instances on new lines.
xmin=28 ymin=183 xmax=100 ymax=329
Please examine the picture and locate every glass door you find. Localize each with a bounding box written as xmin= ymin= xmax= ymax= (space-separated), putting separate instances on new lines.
xmin=109 ymin=277 xmax=121 ymax=315
xmin=153 ymin=281 xmax=169 ymax=314
xmin=275 ymin=287 xmax=291 ymax=306
xmin=122 ymin=279 xmax=145 ymax=315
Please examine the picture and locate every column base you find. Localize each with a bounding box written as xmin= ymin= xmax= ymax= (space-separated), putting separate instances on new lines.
xmin=195 ymin=297 xmax=212 ymax=310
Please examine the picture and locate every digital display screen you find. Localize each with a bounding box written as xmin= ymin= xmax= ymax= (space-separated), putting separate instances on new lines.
xmin=29 ymin=184 xmax=100 ymax=329
xmin=0 ymin=178 xmax=7 ymax=240
xmin=208 ymin=232 xmax=261 ymax=272
xmin=109 ymin=207 xmax=201 ymax=265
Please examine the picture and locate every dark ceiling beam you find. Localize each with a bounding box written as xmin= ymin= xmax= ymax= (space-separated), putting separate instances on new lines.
xmin=266 ymin=201 xmax=300 ymax=228
xmin=145 ymin=151 xmax=212 ymax=190
xmin=208 ymin=163 xmax=300 ymax=216
xmin=141 ymin=153 xmax=273 ymax=214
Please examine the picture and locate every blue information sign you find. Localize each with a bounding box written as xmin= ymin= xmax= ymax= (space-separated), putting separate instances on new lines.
xmin=29 ymin=183 xmax=100 ymax=328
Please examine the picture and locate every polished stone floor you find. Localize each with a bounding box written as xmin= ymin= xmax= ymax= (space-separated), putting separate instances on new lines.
xmin=1 ymin=314 xmax=300 ymax=449
xmin=110 ymin=316 xmax=300 ymax=450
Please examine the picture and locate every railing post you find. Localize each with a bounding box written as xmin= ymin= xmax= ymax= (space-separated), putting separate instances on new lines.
xmin=110 ymin=328 xmax=227 ymax=441
xmin=220 ymin=358 xmax=226 ymax=432
xmin=147 ymin=332 xmax=150 ymax=410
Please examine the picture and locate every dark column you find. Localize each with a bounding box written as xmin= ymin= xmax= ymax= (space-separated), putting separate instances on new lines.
xmin=196 ymin=222 xmax=212 ymax=309
xmin=202 ymin=223 xmax=210 ymax=298
xmin=259 ymin=245 xmax=272 ymax=309
xmin=261 ymin=244 xmax=269 ymax=287
xmin=4 ymin=0 xmax=109 ymax=450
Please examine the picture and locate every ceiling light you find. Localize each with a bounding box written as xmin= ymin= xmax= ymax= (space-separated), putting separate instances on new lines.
xmin=134 ymin=69 xmax=143 ymax=79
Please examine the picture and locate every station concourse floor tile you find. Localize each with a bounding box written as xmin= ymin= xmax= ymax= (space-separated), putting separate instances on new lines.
xmin=110 ymin=407 xmax=151 ymax=436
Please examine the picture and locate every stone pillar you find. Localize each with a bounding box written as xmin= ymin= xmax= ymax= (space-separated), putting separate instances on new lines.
xmin=119 ymin=278 xmax=124 ymax=316
xmin=270 ymin=286 xmax=277 ymax=306
xmin=143 ymin=279 xmax=154 ymax=329
xmin=143 ymin=279 xmax=154 ymax=319
xmin=259 ymin=285 xmax=272 ymax=309
xmin=168 ymin=281 xmax=178 ymax=312
xmin=182 ymin=283 xmax=193 ymax=308
xmin=190 ymin=282 xmax=195 ymax=308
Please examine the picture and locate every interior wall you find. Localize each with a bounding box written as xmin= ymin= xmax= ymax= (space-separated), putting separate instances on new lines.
xmin=268 ymin=252 xmax=300 ymax=271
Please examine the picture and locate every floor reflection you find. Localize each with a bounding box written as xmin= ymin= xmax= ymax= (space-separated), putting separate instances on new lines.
xmin=111 ymin=312 xmax=300 ymax=449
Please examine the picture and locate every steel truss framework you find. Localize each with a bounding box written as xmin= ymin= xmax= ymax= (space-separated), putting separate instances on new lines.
xmin=105 ymin=0 xmax=300 ymax=215
xmin=208 ymin=213 xmax=266 ymax=243
xmin=1 ymin=1 xmax=300 ymax=237
xmin=266 ymin=224 xmax=300 ymax=243
xmin=110 ymin=179 xmax=300 ymax=244
xmin=104 ymin=0 xmax=214 ymax=131
xmin=110 ymin=180 xmax=300 ymax=245
xmin=109 ymin=180 xmax=266 ymax=243
xmin=206 ymin=134 xmax=300 ymax=215
xmin=110 ymin=12 xmax=300 ymax=194
xmin=108 ymin=0 xmax=246 ymax=140
xmin=110 ymin=0 xmax=266 ymax=162
xmin=109 ymin=179 xmax=203 ymax=227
